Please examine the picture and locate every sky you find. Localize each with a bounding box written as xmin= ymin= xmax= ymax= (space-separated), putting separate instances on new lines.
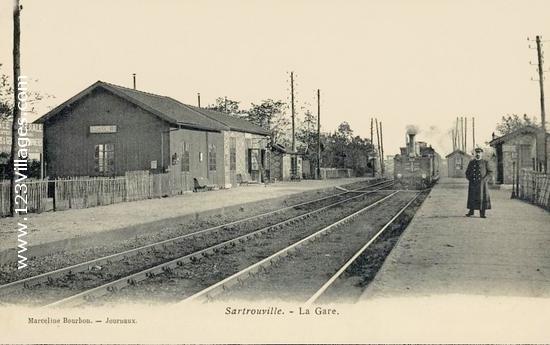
xmin=0 ymin=0 xmax=549 ymax=157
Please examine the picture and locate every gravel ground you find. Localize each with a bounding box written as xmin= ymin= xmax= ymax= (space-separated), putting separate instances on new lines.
xmin=0 ymin=178 xmax=370 ymax=254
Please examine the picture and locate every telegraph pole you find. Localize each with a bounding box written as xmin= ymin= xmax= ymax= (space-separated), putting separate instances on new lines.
xmin=317 ymin=89 xmax=321 ymax=180
xmin=536 ymin=36 xmax=547 ymax=173
xmin=465 ymin=117 xmax=468 ymax=153
xmin=290 ymin=72 xmax=296 ymax=178
xmin=370 ymin=117 xmax=376 ymax=177
xmin=472 ymin=117 xmax=475 ymax=152
xmin=380 ymin=122 xmax=385 ymax=176
xmin=375 ymin=119 xmax=382 ymax=176
xmin=9 ymin=0 xmax=21 ymax=217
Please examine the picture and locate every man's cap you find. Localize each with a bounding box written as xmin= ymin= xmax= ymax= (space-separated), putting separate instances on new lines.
xmin=474 ymin=147 xmax=483 ymax=153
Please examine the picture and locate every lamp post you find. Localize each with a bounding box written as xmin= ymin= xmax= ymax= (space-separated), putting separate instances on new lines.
xmin=511 ymin=161 xmax=516 ymax=199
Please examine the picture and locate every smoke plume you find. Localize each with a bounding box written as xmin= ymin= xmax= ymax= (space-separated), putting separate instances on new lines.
xmin=406 ymin=125 xmax=419 ymax=135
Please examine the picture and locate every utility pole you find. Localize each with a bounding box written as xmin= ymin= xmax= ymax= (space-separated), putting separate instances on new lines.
xmin=465 ymin=117 xmax=468 ymax=153
xmin=290 ymin=72 xmax=296 ymax=178
xmin=9 ymin=0 xmax=21 ymax=217
xmin=455 ymin=117 xmax=460 ymax=150
xmin=317 ymin=89 xmax=321 ymax=180
xmin=461 ymin=117 xmax=465 ymax=152
xmin=380 ymin=121 xmax=385 ymax=176
xmin=472 ymin=117 xmax=475 ymax=152
xmin=370 ymin=117 xmax=376 ymax=177
xmin=536 ymin=35 xmax=547 ymax=173
xmin=375 ymin=119 xmax=382 ymax=177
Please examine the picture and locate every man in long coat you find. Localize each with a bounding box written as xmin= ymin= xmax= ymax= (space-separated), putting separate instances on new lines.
xmin=465 ymin=147 xmax=492 ymax=218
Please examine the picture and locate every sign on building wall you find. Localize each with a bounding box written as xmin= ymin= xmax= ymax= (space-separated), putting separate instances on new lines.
xmin=89 ymin=125 xmax=117 ymax=134
xmin=0 ymin=120 xmax=43 ymax=157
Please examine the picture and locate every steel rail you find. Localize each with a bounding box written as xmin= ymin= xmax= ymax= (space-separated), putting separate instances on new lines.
xmin=0 ymin=180 xmax=385 ymax=296
xmin=177 ymin=191 xmax=401 ymax=305
xmin=304 ymin=191 xmax=422 ymax=305
xmin=44 ymin=186 xmax=389 ymax=308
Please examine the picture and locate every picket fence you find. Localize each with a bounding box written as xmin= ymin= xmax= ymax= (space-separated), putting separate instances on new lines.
xmin=518 ymin=169 xmax=550 ymax=210
xmin=0 ymin=171 xmax=180 ymax=217
xmin=0 ymin=180 xmax=48 ymax=217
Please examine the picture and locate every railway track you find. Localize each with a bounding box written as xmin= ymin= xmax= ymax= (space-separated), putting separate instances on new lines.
xmin=0 ymin=179 xmax=395 ymax=307
xmin=179 ymin=190 xmax=422 ymax=304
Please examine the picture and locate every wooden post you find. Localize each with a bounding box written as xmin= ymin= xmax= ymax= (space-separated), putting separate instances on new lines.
xmin=511 ymin=161 xmax=516 ymax=198
xmin=375 ymin=119 xmax=382 ymax=177
xmin=9 ymin=0 xmax=21 ymax=216
xmin=317 ymin=89 xmax=321 ymax=180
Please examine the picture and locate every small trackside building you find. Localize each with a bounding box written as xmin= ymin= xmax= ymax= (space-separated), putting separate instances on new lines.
xmin=445 ymin=149 xmax=471 ymax=178
xmin=34 ymin=81 xmax=270 ymax=191
xmin=489 ymin=125 xmax=550 ymax=184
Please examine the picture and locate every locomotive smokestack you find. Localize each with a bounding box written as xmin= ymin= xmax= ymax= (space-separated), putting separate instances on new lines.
xmin=406 ymin=125 xmax=419 ymax=157
xmin=408 ymin=133 xmax=416 ymax=156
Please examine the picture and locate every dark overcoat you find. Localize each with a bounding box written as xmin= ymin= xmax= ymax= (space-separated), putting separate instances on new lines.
xmin=465 ymin=159 xmax=492 ymax=210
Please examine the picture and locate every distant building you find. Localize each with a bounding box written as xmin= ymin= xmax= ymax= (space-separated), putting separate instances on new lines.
xmin=269 ymin=143 xmax=302 ymax=181
xmin=489 ymin=125 xmax=550 ymax=184
xmin=35 ymin=81 xmax=270 ymax=191
xmin=445 ymin=149 xmax=471 ymax=178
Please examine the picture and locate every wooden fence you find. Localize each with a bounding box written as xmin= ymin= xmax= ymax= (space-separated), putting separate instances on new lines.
xmin=320 ymin=168 xmax=355 ymax=180
xmin=0 ymin=171 xmax=183 ymax=217
xmin=0 ymin=180 xmax=48 ymax=217
xmin=519 ymin=169 xmax=550 ymax=209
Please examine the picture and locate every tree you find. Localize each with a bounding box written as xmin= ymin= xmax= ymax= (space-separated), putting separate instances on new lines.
xmin=0 ymin=64 xmax=55 ymax=119
xmin=247 ymin=99 xmax=289 ymax=145
xmin=318 ymin=121 xmax=375 ymax=175
xmin=495 ymin=114 xmax=540 ymax=136
xmin=296 ymin=109 xmax=317 ymax=151
xmin=205 ymin=97 xmax=244 ymax=117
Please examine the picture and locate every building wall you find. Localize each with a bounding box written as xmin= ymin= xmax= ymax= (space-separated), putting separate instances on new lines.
xmin=168 ymin=130 xmax=268 ymax=189
xmin=500 ymin=135 xmax=537 ymax=184
xmin=446 ymin=152 xmax=470 ymax=178
xmin=269 ymin=153 xmax=302 ymax=181
xmin=44 ymin=88 xmax=169 ymax=178
xmin=43 ymin=88 xmax=270 ymax=188
xmin=222 ymin=131 xmax=253 ymax=188
xmin=168 ymin=128 xmax=223 ymax=191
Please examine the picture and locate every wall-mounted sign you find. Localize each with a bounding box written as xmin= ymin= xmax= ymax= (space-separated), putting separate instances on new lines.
xmin=151 ymin=160 xmax=157 ymax=169
xmin=90 ymin=125 xmax=117 ymax=134
xmin=0 ymin=120 xmax=43 ymax=154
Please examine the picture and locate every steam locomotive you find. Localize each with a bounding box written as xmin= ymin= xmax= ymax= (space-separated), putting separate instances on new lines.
xmin=393 ymin=130 xmax=441 ymax=190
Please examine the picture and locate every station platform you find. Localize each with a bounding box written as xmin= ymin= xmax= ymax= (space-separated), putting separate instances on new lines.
xmin=362 ymin=177 xmax=550 ymax=299
xmin=0 ymin=177 xmax=368 ymax=262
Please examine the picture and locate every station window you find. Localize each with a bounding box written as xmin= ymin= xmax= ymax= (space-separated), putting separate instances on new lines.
xmin=208 ymin=144 xmax=216 ymax=171
xmin=181 ymin=141 xmax=190 ymax=172
xmin=94 ymin=143 xmax=115 ymax=174
xmin=230 ymin=138 xmax=236 ymax=171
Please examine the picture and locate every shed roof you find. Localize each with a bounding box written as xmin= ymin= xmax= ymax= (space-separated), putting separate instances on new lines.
xmin=489 ymin=125 xmax=550 ymax=146
xmin=35 ymin=81 xmax=270 ymax=136
xmin=271 ymin=143 xmax=296 ymax=154
xmin=445 ymin=149 xmax=471 ymax=159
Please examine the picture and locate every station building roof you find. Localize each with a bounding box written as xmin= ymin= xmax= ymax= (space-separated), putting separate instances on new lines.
xmin=35 ymin=81 xmax=270 ymax=136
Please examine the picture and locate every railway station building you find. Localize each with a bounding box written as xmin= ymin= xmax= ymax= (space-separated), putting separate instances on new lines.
xmin=489 ymin=125 xmax=550 ymax=184
xmin=34 ymin=81 xmax=271 ymax=191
